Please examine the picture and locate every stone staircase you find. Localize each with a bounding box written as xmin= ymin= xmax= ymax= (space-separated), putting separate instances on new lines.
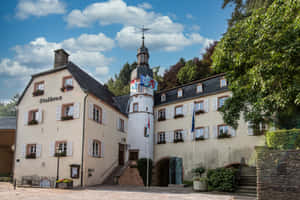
xmin=102 ymin=165 xmax=125 ymax=185
xmin=236 ymin=166 xmax=257 ymax=198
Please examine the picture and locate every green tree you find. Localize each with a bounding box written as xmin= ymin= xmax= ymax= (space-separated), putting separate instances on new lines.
xmin=177 ymin=60 xmax=198 ymax=84
xmin=0 ymin=94 xmax=19 ymax=116
xmin=213 ymin=0 xmax=300 ymax=129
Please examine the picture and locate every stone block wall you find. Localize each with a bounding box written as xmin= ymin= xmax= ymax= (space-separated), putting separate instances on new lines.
xmin=256 ymin=146 xmax=300 ymax=200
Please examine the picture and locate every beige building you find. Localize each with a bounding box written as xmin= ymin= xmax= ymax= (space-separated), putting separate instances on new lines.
xmin=14 ymin=49 xmax=128 ymax=187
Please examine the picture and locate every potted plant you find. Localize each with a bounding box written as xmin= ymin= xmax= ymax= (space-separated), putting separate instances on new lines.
xmin=192 ymin=167 xmax=207 ymax=191
xmin=56 ymin=178 xmax=73 ymax=189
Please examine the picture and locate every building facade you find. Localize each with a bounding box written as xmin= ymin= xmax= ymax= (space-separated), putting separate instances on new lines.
xmin=14 ymin=40 xmax=265 ymax=187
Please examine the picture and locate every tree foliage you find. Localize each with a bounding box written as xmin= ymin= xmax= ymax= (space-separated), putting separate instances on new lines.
xmin=213 ymin=0 xmax=300 ymax=129
xmin=0 ymin=94 xmax=19 ymax=117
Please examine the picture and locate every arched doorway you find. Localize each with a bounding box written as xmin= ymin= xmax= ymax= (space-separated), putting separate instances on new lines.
xmin=154 ymin=157 xmax=183 ymax=186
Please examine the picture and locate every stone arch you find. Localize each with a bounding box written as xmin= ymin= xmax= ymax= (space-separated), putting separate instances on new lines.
xmin=153 ymin=157 xmax=170 ymax=186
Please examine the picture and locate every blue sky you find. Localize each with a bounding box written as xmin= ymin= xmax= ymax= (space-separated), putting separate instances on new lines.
xmin=0 ymin=0 xmax=233 ymax=101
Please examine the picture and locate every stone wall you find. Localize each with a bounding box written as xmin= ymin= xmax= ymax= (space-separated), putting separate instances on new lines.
xmin=256 ymin=146 xmax=300 ymax=200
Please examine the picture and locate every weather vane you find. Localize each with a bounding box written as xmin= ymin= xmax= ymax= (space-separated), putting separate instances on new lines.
xmin=141 ymin=25 xmax=150 ymax=46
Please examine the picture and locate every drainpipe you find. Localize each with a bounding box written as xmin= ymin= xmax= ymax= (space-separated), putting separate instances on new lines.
xmin=81 ymin=92 xmax=88 ymax=187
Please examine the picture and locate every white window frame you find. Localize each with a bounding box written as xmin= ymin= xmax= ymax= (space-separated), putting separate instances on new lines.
xmin=195 ymin=101 xmax=204 ymax=112
xmin=177 ymin=89 xmax=183 ymax=98
xmin=196 ymin=83 xmax=203 ymax=93
xmin=92 ymin=140 xmax=101 ymax=157
xmin=175 ymin=106 xmax=183 ymax=116
xmin=220 ymin=77 xmax=227 ymax=88
xmin=195 ymin=128 xmax=204 ymax=139
xmin=218 ymin=125 xmax=229 ymax=135
xmin=161 ymin=94 xmax=166 ymax=102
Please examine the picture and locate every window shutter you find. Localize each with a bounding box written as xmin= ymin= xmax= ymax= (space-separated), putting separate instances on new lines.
xmin=124 ymin=120 xmax=128 ymax=132
xmin=49 ymin=141 xmax=55 ymax=156
xmin=165 ymin=132 xmax=169 ymax=143
xmin=36 ymin=144 xmax=42 ymax=158
xmin=213 ymin=125 xmax=218 ymax=138
xmin=88 ymin=139 xmax=93 ymax=156
xmin=102 ymin=109 xmax=107 ymax=124
xmin=21 ymin=144 xmax=26 ymax=158
xmin=213 ymin=98 xmax=218 ymax=111
xmin=24 ymin=112 xmax=28 ymax=125
xmin=37 ymin=109 xmax=43 ymax=123
xmin=155 ymin=110 xmax=158 ymax=121
xmin=88 ymin=103 xmax=93 ymax=119
xmin=56 ymin=105 xmax=62 ymax=121
xmin=183 ymin=104 xmax=187 ymax=116
xmin=205 ymin=126 xmax=209 ymax=139
xmin=230 ymin=127 xmax=236 ymax=137
xmin=204 ymin=99 xmax=209 ymax=113
xmin=67 ymin=141 xmax=72 ymax=156
xmin=101 ymin=142 xmax=104 ymax=158
xmin=248 ymin=122 xmax=254 ymax=136
xmin=74 ymin=103 xmax=80 ymax=119
xmin=183 ymin=130 xmax=187 ymax=141
xmin=189 ymin=103 xmax=194 ymax=115
xmin=169 ymin=131 xmax=174 ymax=143
xmin=169 ymin=107 xmax=174 ymax=119
xmin=117 ymin=118 xmax=120 ymax=130
xmin=190 ymin=130 xmax=194 ymax=141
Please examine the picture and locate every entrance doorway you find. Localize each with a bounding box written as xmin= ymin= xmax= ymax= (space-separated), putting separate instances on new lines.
xmin=154 ymin=157 xmax=183 ymax=186
xmin=129 ymin=150 xmax=139 ymax=161
xmin=118 ymin=144 xmax=125 ymax=166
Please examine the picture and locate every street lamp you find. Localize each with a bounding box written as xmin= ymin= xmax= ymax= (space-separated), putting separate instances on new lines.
xmin=56 ymin=147 xmax=62 ymax=182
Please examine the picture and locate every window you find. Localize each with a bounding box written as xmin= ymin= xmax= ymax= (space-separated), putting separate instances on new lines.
xmin=174 ymin=130 xmax=184 ymax=143
xmin=157 ymin=132 xmax=166 ymax=144
xmin=93 ymin=105 xmax=102 ymax=123
xmin=174 ymin=105 xmax=183 ymax=118
xmin=138 ymin=84 xmax=144 ymax=93
xmin=161 ymin=94 xmax=166 ymax=102
xmin=218 ymin=125 xmax=230 ymax=138
xmin=28 ymin=110 xmax=38 ymax=125
xmin=220 ymin=77 xmax=227 ymax=88
xmin=196 ymin=83 xmax=203 ymax=93
xmin=195 ymin=101 xmax=205 ymax=114
xmin=195 ymin=127 xmax=205 ymax=140
xmin=133 ymin=103 xmax=139 ymax=112
xmin=55 ymin=141 xmax=67 ymax=156
xmin=92 ymin=140 xmax=101 ymax=157
xmin=158 ymin=109 xmax=166 ymax=121
xmin=218 ymin=96 xmax=229 ymax=109
xmin=177 ymin=89 xmax=183 ymax=98
xmin=62 ymin=104 xmax=74 ymax=120
xmin=118 ymin=118 xmax=125 ymax=132
xmin=26 ymin=144 xmax=36 ymax=159
xmin=62 ymin=76 xmax=73 ymax=92
xmin=33 ymin=81 xmax=44 ymax=96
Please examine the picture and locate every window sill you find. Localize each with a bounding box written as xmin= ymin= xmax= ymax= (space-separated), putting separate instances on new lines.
xmin=158 ymin=118 xmax=166 ymax=121
xmin=32 ymin=90 xmax=44 ymax=97
xmin=157 ymin=141 xmax=166 ymax=144
xmin=195 ymin=137 xmax=205 ymax=141
xmin=92 ymin=155 xmax=102 ymax=158
xmin=26 ymin=154 xmax=36 ymax=159
xmin=173 ymin=139 xmax=184 ymax=143
xmin=174 ymin=114 xmax=184 ymax=119
xmin=28 ymin=120 xmax=39 ymax=125
xmin=61 ymin=86 xmax=74 ymax=92
xmin=217 ymin=133 xmax=231 ymax=139
xmin=195 ymin=110 xmax=205 ymax=115
xmin=118 ymin=129 xmax=125 ymax=132
xmin=61 ymin=116 xmax=74 ymax=121
xmin=55 ymin=152 xmax=67 ymax=157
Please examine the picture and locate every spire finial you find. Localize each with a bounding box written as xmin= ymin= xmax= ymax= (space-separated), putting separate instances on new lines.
xmin=141 ymin=25 xmax=150 ymax=47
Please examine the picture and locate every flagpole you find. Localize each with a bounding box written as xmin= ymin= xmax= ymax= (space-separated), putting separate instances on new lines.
xmin=146 ymin=114 xmax=149 ymax=189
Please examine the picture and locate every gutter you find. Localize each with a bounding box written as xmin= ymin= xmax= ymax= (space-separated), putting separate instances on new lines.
xmin=81 ymin=92 xmax=88 ymax=187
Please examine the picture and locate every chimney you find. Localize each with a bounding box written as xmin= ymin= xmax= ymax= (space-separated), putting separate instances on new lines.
xmin=54 ymin=49 xmax=69 ymax=68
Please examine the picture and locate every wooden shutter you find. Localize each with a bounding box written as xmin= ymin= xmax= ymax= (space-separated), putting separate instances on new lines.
xmin=248 ymin=122 xmax=254 ymax=136
xmin=67 ymin=141 xmax=72 ymax=156
xmin=36 ymin=144 xmax=42 ymax=158
xmin=24 ymin=111 xmax=28 ymax=125
xmin=88 ymin=103 xmax=93 ymax=119
xmin=230 ymin=127 xmax=236 ymax=137
xmin=74 ymin=103 xmax=80 ymax=119
xmin=204 ymin=126 xmax=209 ymax=139
xmin=213 ymin=125 xmax=218 ymax=138
xmin=213 ymin=98 xmax=218 ymax=111
xmin=88 ymin=139 xmax=93 ymax=156
xmin=37 ymin=109 xmax=43 ymax=123
xmin=101 ymin=142 xmax=104 ymax=158
xmin=21 ymin=144 xmax=26 ymax=158
xmin=56 ymin=105 xmax=62 ymax=121
xmin=49 ymin=141 xmax=55 ymax=156
xmin=183 ymin=104 xmax=187 ymax=116
xmin=102 ymin=109 xmax=107 ymax=124
xmin=204 ymin=99 xmax=209 ymax=113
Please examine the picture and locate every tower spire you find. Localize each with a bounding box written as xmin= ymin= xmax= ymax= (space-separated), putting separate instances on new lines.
xmin=141 ymin=25 xmax=149 ymax=47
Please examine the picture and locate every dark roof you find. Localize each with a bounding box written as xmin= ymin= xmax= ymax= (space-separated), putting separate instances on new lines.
xmin=113 ymin=94 xmax=130 ymax=115
xmin=154 ymin=73 xmax=229 ymax=106
xmin=0 ymin=117 xmax=16 ymax=130
xmin=17 ymin=62 xmax=128 ymax=116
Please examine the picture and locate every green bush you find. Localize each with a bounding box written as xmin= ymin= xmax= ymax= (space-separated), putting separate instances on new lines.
xmin=207 ymin=168 xmax=237 ymax=192
xmin=137 ymin=158 xmax=153 ymax=186
xmin=266 ymin=129 xmax=300 ymax=150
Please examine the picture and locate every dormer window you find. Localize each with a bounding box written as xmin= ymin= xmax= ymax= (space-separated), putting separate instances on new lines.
xmin=33 ymin=81 xmax=44 ymax=96
xmin=161 ymin=94 xmax=166 ymax=102
xmin=196 ymin=83 xmax=203 ymax=93
xmin=177 ymin=89 xmax=183 ymax=98
xmin=220 ymin=77 xmax=227 ymax=88
xmin=61 ymin=76 xmax=74 ymax=92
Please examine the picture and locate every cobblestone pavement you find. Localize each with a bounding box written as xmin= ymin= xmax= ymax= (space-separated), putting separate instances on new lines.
xmin=0 ymin=182 xmax=255 ymax=200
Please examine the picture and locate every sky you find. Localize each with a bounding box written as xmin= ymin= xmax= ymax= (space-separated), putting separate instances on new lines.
xmin=0 ymin=0 xmax=233 ymax=102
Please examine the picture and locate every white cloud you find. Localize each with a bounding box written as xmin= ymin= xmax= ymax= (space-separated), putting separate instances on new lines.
xmin=186 ymin=13 xmax=193 ymax=19
xmin=0 ymin=33 xmax=115 ymax=78
xmin=138 ymin=2 xmax=152 ymax=10
xmin=16 ymin=0 xmax=66 ymax=19
xmin=190 ymin=25 xmax=200 ymax=31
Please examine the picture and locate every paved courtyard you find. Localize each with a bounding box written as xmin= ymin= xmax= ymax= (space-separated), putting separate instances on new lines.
xmin=0 ymin=182 xmax=255 ymax=200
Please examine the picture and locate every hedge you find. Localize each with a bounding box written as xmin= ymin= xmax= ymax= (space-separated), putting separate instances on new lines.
xmin=266 ymin=129 xmax=300 ymax=150
xmin=207 ymin=168 xmax=237 ymax=192
xmin=137 ymin=158 xmax=153 ymax=186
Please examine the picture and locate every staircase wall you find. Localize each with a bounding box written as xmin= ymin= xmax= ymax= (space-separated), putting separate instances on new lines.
xmin=118 ymin=166 xmax=144 ymax=186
